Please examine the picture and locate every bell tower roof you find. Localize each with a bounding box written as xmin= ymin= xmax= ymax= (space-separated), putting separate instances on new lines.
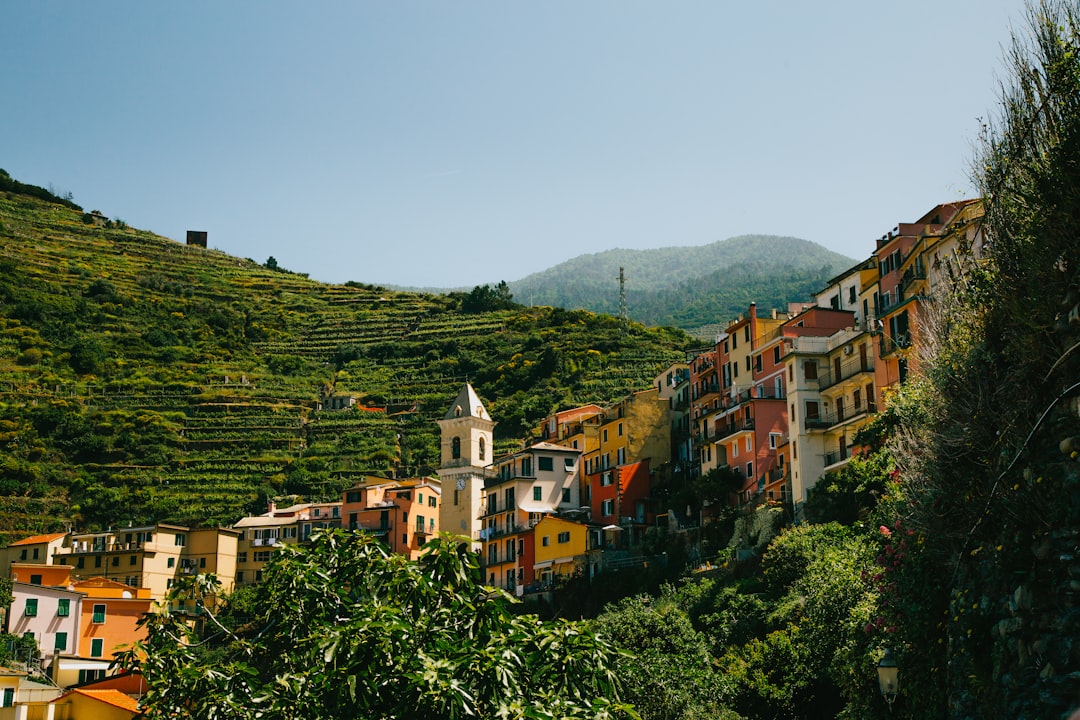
xmin=443 ymin=382 xmax=492 ymax=422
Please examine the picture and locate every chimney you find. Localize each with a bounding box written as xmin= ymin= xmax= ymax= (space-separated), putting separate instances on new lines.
xmin=267 ymin=499 xmax=276 ymax=515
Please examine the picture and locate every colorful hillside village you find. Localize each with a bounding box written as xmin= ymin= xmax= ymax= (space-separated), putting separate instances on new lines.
xmin=0 ymin=199 xmax=984 ymax=716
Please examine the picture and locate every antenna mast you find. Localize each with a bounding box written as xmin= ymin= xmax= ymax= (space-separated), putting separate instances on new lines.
xmin=618 ymin=266 xmax=629 ymax=327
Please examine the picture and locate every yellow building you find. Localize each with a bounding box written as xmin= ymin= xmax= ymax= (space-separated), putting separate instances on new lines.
xmin=532 ymin=516 xmax=593 ymax=585
xmin=55 ymin=525 xmax=238 ymax=601
xmin=233 ymin=501 xmax=339 ymax=586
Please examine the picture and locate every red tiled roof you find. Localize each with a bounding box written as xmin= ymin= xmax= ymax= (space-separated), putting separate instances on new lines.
xmin=8 ymin=533 xmax=66 ymax=547
xmin=56 ymin=688 xmax=139 ymax=713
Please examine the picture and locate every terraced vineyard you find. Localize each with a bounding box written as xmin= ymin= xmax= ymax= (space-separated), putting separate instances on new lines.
xmin=0 ymin=187 xmax=690 ymax=539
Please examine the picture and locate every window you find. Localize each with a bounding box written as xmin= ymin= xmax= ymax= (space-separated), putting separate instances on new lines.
xmin=111 ymin=556 xmax=119 ymax=567
xmin=533 ymin=486 xmax=542 ymax=501
xmin=174 ymin=534 xmax=186 ymax=546
xmin=557 ymin=532 xmax=570 ymax=543
xmin=744 ymin=325 xmax=750 ymax=342
xmin=24 ymin=599 xmax=37 ymax=617
xmin=746 ymin=462 xmax=754 ymax=478
xmin=564 ymin=457 xmax=574 ymax=470
xmin=92 ymin=604 xmax=106 ymax=624
xmin=805 ymin=401 xmax=819 ymax=420
xmin=732 ymin=442 xmax=739 ymax=458
xmin=57 ymin=598 xmax=70 ymax=617
xmin=538 ymin=456 xmax=553 ymax=472
xmin=732 ymin=333 xmax=738 ymax=349
xmin=601 ymin=472 xmax=613 ymax=487
xmin=1 ymin=688 xmax=12 ymax=708
xmin=254 ymin=551 xmax=271 ymax=562
xmin=451 ymin=436 xmax=461 ymax=460
xmin=30 ymin=574 xmax=42 ymax=585
xmin=18 ymin=549 xmax=26 ymax=561
xmin=601 ymin=499 xmax=615 ymax=516
xmin=542 ymin=536 xmax=550 ymax=547
xmin=428 ymin=495 xmax=436 ymax=507
xmin=94 ymin=557 xmax=102 ymax=568
xmin=773 ymin=346 xmax=781 ymax=365
xmin=314 ymin=508 xmax=321 ymax=518
xmin=346 ymin=490 xmax=362 ymax=503
xmin=745 ymin=436 xmax=752 ymax=452
xmin=238 ymin=552 xmax=248 ymax=563
xmin=91 ymin=638 xmax=104 ymax=657
xmin=402 ymin=511 xmax=408 ymax=522
xmin=617 ymin=423 xmax=623 ymax=436
xmin=418 ymin=493 xmax=423 ymax=505
xmin=561 ymin=488 xmax=571 ymax=503
xmin=77 ymin=557 xmax=85 ymax=569
xmin=602 ymin=429 xmax=609 ymax=443
xmin=54 ymin=632 xmax=67 ymax=652
xmin=236 ymin=571 xmax=245 ymax=583
xmin=769 ymin=433 xmax=781 ymax=449
xmin=849 ymin=285 xmax=857 ymax=304
xmin=129 ymin=555 xmax=137 ymax=566
xmin=804 ymin=361 xmax=818 ymax=380
xmin=479 ymin=437 xmax=485 ymax=461
xmin=78 ymin=669 xmax=105 ymax=684
xmin=167 ymin=557 xmax=175 ymax=568
xmin=200 ymin=557 xmax=207 ymax=568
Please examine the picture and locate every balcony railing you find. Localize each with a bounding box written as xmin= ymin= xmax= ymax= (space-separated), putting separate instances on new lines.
xmin=714 ymin=418 xmax=754 ymax=442
xmin=805 ymin=402 xmax=877 ymax=431
xmin=817 ymin=355 xmax=875 ymax=392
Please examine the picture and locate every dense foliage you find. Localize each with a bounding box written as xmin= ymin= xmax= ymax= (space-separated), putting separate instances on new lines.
xmin=0 ymin=188 xmax=688 ymax=535
xmin=126 ymin=531 xmax=635 ymax=720
xmin=866 ymin=2 xmax=1080 ymax=716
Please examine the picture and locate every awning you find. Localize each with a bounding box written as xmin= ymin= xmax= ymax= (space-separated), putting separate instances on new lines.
xmin=55 ymin=659 xmax=111 ymax=670
xmin=601 ymin=525 xmax=623 ymax=531
xmin=533 ymin=560 xmax=553 ymax=569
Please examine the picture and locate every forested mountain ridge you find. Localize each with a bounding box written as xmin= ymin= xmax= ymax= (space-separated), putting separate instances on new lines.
xmin=508 ymin=235 xmax=853 ymax=335
xmin=0 ymin=185 xmax=689 ymax=538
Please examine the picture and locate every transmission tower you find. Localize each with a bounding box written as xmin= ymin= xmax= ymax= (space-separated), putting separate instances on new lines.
xmin=618 ymin=266 xmax=629 ymax=327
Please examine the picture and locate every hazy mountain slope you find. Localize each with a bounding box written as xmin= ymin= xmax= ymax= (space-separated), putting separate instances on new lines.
xmin=0 ymin=185 xmax=689 ymax=538
xmin=509 ymin=235 xmax=853 ymax=332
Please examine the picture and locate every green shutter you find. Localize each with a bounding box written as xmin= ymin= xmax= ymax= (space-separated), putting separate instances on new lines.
xmin=91 ymin=638 xmax=103 ymax=657
xmin=57 ymin=598 xmax=70 ymax=617
xmin=24 ymin=599 xmax=37 ymax=617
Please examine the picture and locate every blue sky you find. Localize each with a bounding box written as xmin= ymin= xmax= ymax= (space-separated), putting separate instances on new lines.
xmin=3 ymin=2 xmax=1024 ymax=288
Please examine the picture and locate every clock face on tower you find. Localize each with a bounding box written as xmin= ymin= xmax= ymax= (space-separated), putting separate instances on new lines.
xmin=456 ymin=477 xmax=466 ymax=490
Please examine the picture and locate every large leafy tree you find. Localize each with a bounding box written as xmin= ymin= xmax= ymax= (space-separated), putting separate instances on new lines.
xmin=124 ymin=531 xmax=635 ymax=720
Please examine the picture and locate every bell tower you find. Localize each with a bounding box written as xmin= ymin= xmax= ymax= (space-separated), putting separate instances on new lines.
xmin=437 ymin=382 xmax=495 ymax=548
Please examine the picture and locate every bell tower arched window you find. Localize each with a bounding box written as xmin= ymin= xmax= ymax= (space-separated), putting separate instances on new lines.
xmin=451 ymin=437 xmax=461 ymax=460
xmin=479 ymin=437 xmax=486 ymax=461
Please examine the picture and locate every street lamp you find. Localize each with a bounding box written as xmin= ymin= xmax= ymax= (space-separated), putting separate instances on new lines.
xmin=877 ymin=647 xmax=899 ymax=710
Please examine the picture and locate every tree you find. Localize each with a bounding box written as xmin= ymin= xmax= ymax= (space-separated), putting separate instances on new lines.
xmin=124 ymin=531 xmax=636 ymax=720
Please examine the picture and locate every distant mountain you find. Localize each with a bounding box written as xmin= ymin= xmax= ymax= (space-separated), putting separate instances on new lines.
xmin=508 ymin=236 xmax=855 ymax=336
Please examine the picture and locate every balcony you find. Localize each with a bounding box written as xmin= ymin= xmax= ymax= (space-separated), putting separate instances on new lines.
xmin=818 ymin=355 xmax=875 ymax=392
xmin=714 ymin=418 xmax=754 ymax=442
xmin=805 ymin=402 xmax=877 ymax=432
xmin=475 ymin=524 xmax=520 ymax=541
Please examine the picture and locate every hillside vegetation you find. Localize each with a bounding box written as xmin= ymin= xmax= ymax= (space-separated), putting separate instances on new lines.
xmin=0 ymin=187 xmax=689 ymax=538
xmin=508 ymin=236 xmax=853 ymax=336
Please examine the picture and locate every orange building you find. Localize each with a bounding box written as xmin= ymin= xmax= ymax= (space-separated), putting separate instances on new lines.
xmin=341 ymin=477 xmax=440 ymax=560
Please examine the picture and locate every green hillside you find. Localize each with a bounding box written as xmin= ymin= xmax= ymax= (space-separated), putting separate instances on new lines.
xmin=508 ymin=236 xmax=853 ymax=336
xmin=0 ymin=184 xmax=690 ymax=539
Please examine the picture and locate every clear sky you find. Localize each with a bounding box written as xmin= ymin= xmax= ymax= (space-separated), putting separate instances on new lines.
xmin=2 ymin=2 xmax=1025 ymax=288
